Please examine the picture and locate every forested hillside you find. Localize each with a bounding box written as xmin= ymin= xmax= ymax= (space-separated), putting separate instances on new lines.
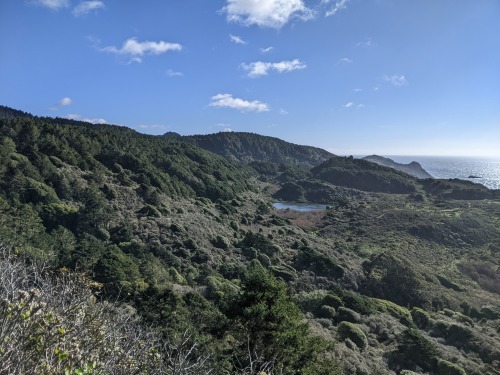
xmin=0 ymin=106 xmax=498 ymax=375
xmin=186 ymin=132 xmax=334 ymax=166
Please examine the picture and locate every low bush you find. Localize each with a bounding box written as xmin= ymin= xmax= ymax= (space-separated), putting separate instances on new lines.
xmin=411 ymin=307 xmax=431 ymax=329
xmin=436 ymin=358 xmax=466 ymax=375
xmin=335 ymin=306 xmax=360 ymax=323
xmin=337 ymin=321 xmax=368 ymax=349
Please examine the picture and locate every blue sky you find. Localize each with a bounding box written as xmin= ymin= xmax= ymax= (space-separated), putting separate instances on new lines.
xmin=1 ymin=0 xmax=499 ymax=157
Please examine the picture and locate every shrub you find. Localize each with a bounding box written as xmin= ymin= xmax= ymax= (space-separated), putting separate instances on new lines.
xmin=336 ymin=306 xmax=360 ymax=323
xmin=211 ymin=235 xmax=229 ymax=249
xmin=317 ymin=305 xmax=336 ymax=319
xmin=412 ymin=307 xmax=431 ymax=329
xmin=436 ymin=358 xmax=466 ymax=375
xmin=445 ymin=324 xmax=473 ymax=347
xmin=337 ymin=322 xmax=368 ymax=349
xmin=396 ymin=328 xmax=439 ymax=371
xmin=322 ymin=293 xmax=344 ymax=310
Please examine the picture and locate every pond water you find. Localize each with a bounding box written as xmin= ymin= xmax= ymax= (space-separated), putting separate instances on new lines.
xmin=272 ymin=202 xmax=328 ymax=212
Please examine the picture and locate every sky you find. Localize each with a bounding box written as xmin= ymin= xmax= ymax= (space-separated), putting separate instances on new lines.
xmin=1 ymin=0 xmax=499 ymax=157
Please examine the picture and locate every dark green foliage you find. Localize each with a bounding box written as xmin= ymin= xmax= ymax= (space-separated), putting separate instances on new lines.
xmin=445 ymin=324 xmax=473 ymax=347
xmin=335 ymin=306 xmax=360 ymax=323
xmin=396 ymin=328 xmax=439 ymax=371
xmin=228 ymin=260 xmax=332 ymax=373
xmin=294 ymin=247 xmax=344 ymax=278
xmin=421 ymin=178 xmax=499 ymax=200
xmin=362 ymin=253 xmax=426 ymax=308
xmin=188 ymin=132 xmax=333 ymax=166
xmin=317 ymin=305 xmax=336 ymax=319
xmin=211 ymin=235 xmax=229 ymax=249
xmin=338 ymin=290 xmax=375 ymax=315
xmin=337 ymin=321 xmax=368 ymax=349
xmin=411 ymin=307 xmax=431 ymax=329
xmin=322 ymin=293 xmax=344 ymax=310
xmin=238 ymin=231 xmax=280 ymax=257
xmin=311 ymin=156 xmax=417 ymax=193
xmin=273 ymin=181 xmax=307 ymax=202
xmin=436 ymin=358 xmax=466 ymax=375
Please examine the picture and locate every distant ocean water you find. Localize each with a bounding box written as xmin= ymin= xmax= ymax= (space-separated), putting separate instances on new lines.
xmin=384 ymin=156 xmax=500 ymax=190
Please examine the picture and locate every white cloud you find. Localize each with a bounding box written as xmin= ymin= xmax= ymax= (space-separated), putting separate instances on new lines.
xmin=166 ymin=69 xmax=183 ymax=77
xmin=337 ymin=57 xmax=353 ymax=64
xmin=34 ymin=0 xmax=69 ymax=10
xmin=221 ymin=127 xmax=234 ymax=132
xmin=280 ymin=108 xmax=289 ymax=115
xmin=58 ymin=97 xmax=73 ymax=106
xmin=102 ymin=38 xmax=182 ymax=63
xmin=242 ymin=59 xmax=306 ymax=78
xmin=82 ymin=117 xmax=107 ymax=124
xmin=209 ymin=93 xmax=269 ymax=112
xmin=384 ymin=74 xmax=407 ymax=87
xmin=65 ymin=113 xmax=106 ymax=124
xmin=222 ymin=0 xmax=314 ymax=29
xmin=229 ymin=34 xmax=247 ymax=45
xmin=325 ymin=0 xmax=350 ymax=17
xmin=72 ymin=1 xmax=104 ymax=16
xmin=343 ymin=101 xmax=354 ymax=108
xmin=353 ymin=88 xmax=363 ymax=92
xmin=260 ymin=46 xmax=273 ymax=53
xmin=356 ymin=38 xmax=374 ymax=47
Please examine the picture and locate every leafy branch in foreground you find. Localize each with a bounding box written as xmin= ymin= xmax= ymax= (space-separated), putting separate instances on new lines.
xmin=0 ymin=242 xmax=211 ymax=375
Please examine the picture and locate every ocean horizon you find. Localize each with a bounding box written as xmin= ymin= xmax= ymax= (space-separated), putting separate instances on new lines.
xmin=356 ymin=155 xmax=500 ymax=190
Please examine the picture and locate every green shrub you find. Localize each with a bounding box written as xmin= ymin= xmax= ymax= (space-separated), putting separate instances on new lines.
xmin=337 ymin=322 xmax=368 ymax=349
xmin=211 ymin=235 xmax=229 ymax=249
xmin=436 ymin=358 xmax=466 ymax=375
xmin=335 ymin=306 xmax=360 ymax=323
xmin=317 ymin=305 xmax=336 ymax=319
xmin=397 ymin=328 xmax=439 ymax=371
xmin=429 ymin=320 xmax=450 ymax=338
xmin=412 ymin=307 xmax=431 ymax=329
xmin=322 ymin=293 xmax=343 ymax=309
xmin=445 ymin=324 xmax=473 ymax=347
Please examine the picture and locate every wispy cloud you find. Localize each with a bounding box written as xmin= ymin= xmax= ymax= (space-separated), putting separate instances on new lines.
xmin=336 ymin=57 xmax=353 ymax=65
xmin=342 ymin=101 xmax=365 ymax=109
xmin=34 ymin=0 xmax=69 ymax=10
xmin=72 ymin=1 xmax=104 ymax=16
xmin=209 ymin=93 xmax=269 ymax=112
xmin=325 ymin=0 xmax=350 ymax=17
xmin=384 ymin=74 xmax=407 ymax=87
xmin=65 ymin=113 xmax=106 ymax=124
xmin=280 ymin=108 xmax=289 ymax=115
xmin=222 ymin=0 xmax=314 ymax=29
xmin=260 ymin=46 xmax=273 ymax=53
xmin=58 ymin=97 xmax=73 ymax=106
xmin=356 ymin=38 xmax=375 ymax=47
xmin=229 ymin=34 xmax=247 ymax=45
xmin=242 ymin=59 xmax=306 ymax=78
xmin=353 ymin=88 xmax=363 ymax=92
xmin=166 ymin=69 xmax=183 ymax=77
xmin=102 ymin=37 xmax=182 ymax=63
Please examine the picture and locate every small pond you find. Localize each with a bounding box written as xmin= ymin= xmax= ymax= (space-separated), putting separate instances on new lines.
xmin=272 ymin=202 xmax=328 ymax=212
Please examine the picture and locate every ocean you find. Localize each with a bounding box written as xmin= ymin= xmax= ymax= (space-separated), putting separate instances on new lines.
xmin=384 ymin=156 xmax=500 ymax=190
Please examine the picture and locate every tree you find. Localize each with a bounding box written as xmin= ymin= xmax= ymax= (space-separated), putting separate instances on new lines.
xmin=228 ymin=260 xmax=336 ymax=374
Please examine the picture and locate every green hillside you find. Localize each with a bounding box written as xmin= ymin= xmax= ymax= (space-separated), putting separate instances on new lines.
xmin=0 ymin=106 xmax=498 ymax=375
xmin=186 ymin=131 xmax=334 ymax=166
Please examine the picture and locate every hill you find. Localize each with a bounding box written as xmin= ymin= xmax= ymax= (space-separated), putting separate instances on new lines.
xmin=0 ymin=106 xmax=499 ymax=375
xmin=186 ymin=131 xmax=334 ymax=166
xmin=363 ymin=154 xmax=433 ymax=179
